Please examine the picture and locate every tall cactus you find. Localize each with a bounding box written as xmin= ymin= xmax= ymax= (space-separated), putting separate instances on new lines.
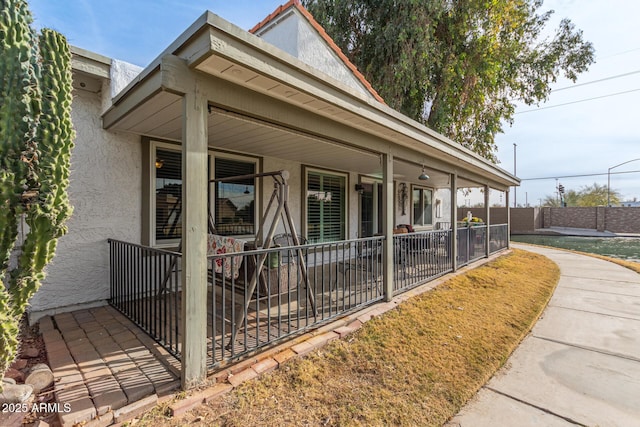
xmin=0 ymin=0 xmax=74 ymax=390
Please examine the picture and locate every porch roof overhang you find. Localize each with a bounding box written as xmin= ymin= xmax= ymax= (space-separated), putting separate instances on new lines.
xmin=102 ymin=11 xmax=519 ymax=191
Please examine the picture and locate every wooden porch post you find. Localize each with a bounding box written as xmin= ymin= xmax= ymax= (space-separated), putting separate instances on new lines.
xmin=382 ymin=153 xmax=394 ymax=301
xmin=181 ymin=84 xmax=209 ymax=389
xmin=485 ymin=184 xmax=490 ymax=257
xmin=506 ymin=190 xmax=511 ymax=249
xmin=450 ymin=174 xmax=458 ymax=271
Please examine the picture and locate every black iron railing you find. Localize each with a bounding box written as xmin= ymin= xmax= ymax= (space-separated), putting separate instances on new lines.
xmin=208 ymin=236 xmax=385 ymax=368
xmin=457 ymin=225 xmax=487 ymax=266
xmin=489 ymin=224 xmax=509 ymax=253
xmin=108 ymin=239 xmax=182 ymax=359
xmin=393 ymin=230 xmax=453 ymax=293
xmin=109 ymin=227 xmax=508 ymax=369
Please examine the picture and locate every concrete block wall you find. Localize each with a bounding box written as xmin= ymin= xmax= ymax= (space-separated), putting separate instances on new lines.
xmin=605 ymin=207 xmax=640 ymax=233
xmin=511 ymin=206 xmax=640 ymax=234
xmin=547 ymin=207 xmax=597 ymax=230
xmin=510 ymin=208 xmax=540 ymax=233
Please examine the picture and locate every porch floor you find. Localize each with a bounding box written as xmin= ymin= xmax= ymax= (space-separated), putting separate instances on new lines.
xmin=39 ymin=305 xmax=181 ymax=426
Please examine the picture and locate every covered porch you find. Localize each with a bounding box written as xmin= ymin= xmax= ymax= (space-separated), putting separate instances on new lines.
xmin=102 ymin=12 xmax=517 ymax=389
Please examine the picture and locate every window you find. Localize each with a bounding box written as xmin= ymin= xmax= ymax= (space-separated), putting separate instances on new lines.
xmin=155 ymin=148 xmax=182 ymax=243
xmin=412 ymin=186 xmax=433 ymax=227
xmin=306 ymin=169 xmax=346 ymax=243
xmin=151 ymin=142 xmax=257 ymax=246
xmin=214 ymin=157 xmax=255 ymax=236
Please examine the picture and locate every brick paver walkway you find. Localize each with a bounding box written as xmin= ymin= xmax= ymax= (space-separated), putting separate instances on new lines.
xmin=39 ymin=305 xmax=180 ymax=426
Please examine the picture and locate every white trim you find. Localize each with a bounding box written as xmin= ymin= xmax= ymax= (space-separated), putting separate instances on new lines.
xmin=151 ymin=140 xmax=182 ymax=248
xmin=303 ymin=165 xmax=349 ymax=242
xmin=411 ymin=184 xmax=435 ymax=229
xmin=148 ymin=141 xmax=260 ymax=247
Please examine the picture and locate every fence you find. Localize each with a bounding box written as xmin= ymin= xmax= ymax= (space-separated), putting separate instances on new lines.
xmin=208 ymin=236 xmax=386 ymax=367
xmin=457 ymin=225 xmax=487 ymax=267
xmin=109 ymin=226 xmax=507 ymax=369
xmin=108 ymin=239 xmax=182 ymax=358
xmin=393 ymin=230 xmax=453 ymax=293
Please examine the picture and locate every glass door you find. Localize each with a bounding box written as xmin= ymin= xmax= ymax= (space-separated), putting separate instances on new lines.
xmin=359 ymin=181 xmax=383 ymax=237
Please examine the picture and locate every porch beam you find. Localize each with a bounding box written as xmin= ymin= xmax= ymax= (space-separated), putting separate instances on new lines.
xmin=198 ymin=76 xmax=514 ymax=189
xmin=102 ymin=69 xmax=163 ymax=129
xmin=485 ymin=184 xmax=491 ymax=257
xmin=382 ymin=152 xmax=394 ymax=301
xmin=451 ymin=174 xmax=458 ymax=271
xmin=180 ymin=83 xmax=209 ymax=390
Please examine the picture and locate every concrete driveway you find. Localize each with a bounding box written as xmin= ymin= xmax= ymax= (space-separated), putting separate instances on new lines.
xmin=448 ymin=244 xmax=640 ymax=427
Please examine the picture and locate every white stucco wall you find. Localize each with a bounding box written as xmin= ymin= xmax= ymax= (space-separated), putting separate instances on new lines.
xmin=255 ymin=9 xmax=374 ymax=101
xmin=394 ymin=183 xmax=453 ymax=229
xmin=29 ymin=86 xmax=142 ymax=321
xmin=434 ymin=188 xmax=452 ymax=226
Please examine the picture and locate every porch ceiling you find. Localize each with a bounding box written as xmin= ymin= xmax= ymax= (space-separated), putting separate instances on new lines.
xmin=103 ymin=11 xmax=517 ymax=191
xmin=114 ymin=89 xmax=456 ymax=187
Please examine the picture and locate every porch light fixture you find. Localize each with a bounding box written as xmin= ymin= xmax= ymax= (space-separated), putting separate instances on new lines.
xmin=418 ymin=165 xmax=429 ymax=180
xmin=155 ymin=158 xmax=164 ymax=169
xmin=355 ymin=183 xmax=365 ymax=194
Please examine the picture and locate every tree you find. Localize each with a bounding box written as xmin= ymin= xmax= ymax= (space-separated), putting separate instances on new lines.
xmin=576 ymin=183 xmax=619 ymax=207
xmin=541 ymin=194 xmax=560 ymax=207
xmin=542 ymin=183 xmax=620 ymax=207
xmin=303 ymin=0 xmax=594 ymax=161
xmin=1 ymin=0 xmax=75 ymax=390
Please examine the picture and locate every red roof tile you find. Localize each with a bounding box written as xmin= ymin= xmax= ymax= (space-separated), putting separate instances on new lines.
xmin=250 ymin=0 xmax=385 ymax=104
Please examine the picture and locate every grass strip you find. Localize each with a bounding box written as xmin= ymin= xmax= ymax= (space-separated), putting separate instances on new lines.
xmin=138 ymin=249 xmax=559 ymax=426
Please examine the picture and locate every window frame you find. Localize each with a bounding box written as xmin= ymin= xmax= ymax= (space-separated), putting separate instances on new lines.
xmin=411 ymin=185 xmax=434 ymax=228
xmin=303 ymin=166 xmax=349 ymax=243
xmin=148 ymin=140 xmax=260 ymax=248
xmin=212 ymin=153 xmax=259 ymax=240
xmin=358 ymin=175 xmax=383 ymax=238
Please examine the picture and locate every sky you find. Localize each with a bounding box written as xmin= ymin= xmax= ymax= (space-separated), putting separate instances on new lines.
xmin=28 ymin=0 xmax=640 ymax=206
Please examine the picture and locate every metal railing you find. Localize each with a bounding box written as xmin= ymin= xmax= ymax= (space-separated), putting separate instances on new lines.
xmin=457 ymin=224 xmax=487 ymax=267
xmin=393 ymin=230 xmax=453 ymax=293
xmin=208 ymin=236 xmax=384 ymax=368
xmin=489 ymin=224 xmax=509 ymax=254
xmin=109 ymin=227 xmax=508 ymax=369
xmin=108 ymin=239 xmax=182 ymax=359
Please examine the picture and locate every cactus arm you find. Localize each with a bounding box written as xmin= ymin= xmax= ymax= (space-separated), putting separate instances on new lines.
xmin=0 ymin=0 xmax=42 ymax=390
xmin=0 ymin=1 xmax=74 ymax=392
xmin=9 ymin=28 xmax=75 ymax=313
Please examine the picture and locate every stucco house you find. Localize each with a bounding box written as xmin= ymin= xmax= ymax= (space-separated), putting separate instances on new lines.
xmin=29 ymin=0 xmax=518 ymax=389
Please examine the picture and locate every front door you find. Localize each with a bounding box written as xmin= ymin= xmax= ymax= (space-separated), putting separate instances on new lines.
xmin=359 ymin=181 xmax=383 ymax=237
